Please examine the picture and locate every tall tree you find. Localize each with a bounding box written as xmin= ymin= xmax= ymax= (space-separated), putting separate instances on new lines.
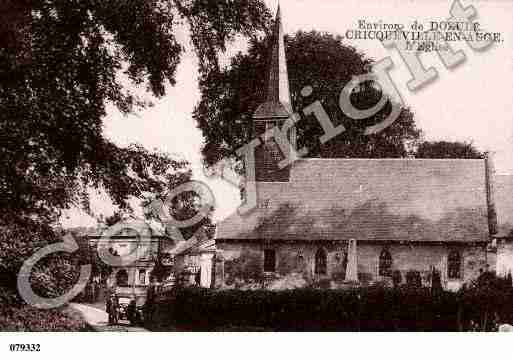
xmin=1 ymin=0 xmax=270 ymax=225
xmin=195 ymin=30 xmax=421 ymax=169
xmin=0 ymin=0 xmax=269 ymax=298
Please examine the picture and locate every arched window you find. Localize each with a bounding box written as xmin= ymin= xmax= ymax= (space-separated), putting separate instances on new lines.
xmin=264 ymin=249 xmax=276 ymax=273
xmin=108 ymin=247 xmax=119 ymax=256
xmin=138 ymin=269 xmax=146 ymax=285
xmin=342 ymin=252 xmax=348 ymax=279
xmin=116 ymin=270 xmax=128 ymax=287
xmin=379 ymin=249 xmax=392 ymax=277
xmin=315 ymin=248 xmax=327 ymax=275
xmin=195 ymin=269 xmax=201 ymax=286
xmin=264 ymin=139 xmax=282 ymax=162
xmin=448 ymin=251 xmax=461 ymax=279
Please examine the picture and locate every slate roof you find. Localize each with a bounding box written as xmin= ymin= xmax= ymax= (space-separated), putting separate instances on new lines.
xmin=253 ymin=101 xmax=292 ymax=119
xmin=216 ymin=159 xmax=491 ymax=243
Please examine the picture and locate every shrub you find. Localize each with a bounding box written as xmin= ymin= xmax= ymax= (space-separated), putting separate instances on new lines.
xmin=392 ymin=270 xmax=402 ymax=287
xmin=0 ymin=288 xmax=89 ymax=331
xmin=0 ymin=305 xmax=90 ymax=331
xmin=431 ymin=269 xmax=442 ymax=293
xmin=459 ymin=271 xmax=513 ymax=330
xmin=150 ymin=286 xmax=462 ymax=331
xmin=149 ymin=276 xmax=513 ymax=332
xmin=0 ymin=220 xmax=82 ymax=302
xmin=405 ymin=270 xmax=422 ymax=288
xmin=0 ymin=219 xmax=89 ymax=331
xmin=506 ymin=272 xmax=512 ymax=287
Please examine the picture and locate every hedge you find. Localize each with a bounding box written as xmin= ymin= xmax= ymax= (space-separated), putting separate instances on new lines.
xmin=149 ymin=278 xmax=513 ymax=331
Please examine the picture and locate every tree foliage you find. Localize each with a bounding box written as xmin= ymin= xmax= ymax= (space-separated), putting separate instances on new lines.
xmin=195 ymin=30 xmax=421 ymax=168
xmin=0 ymin=0 xmax=268 ymax=301
xmin=415 ymin=141 xmax=484 ymax=159
xmin=1 ymin=0 xmax=269 ymax=224
xmin=0 ymin=220 xmax=81 ymax=299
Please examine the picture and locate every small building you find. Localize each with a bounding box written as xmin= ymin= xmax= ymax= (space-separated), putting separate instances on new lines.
xmin=86 ymin=222 xmax=167 ymax=306
xmin=213 ymin=8 xmax=496 ymax=291
xmin=86 ymin=219 xmax=219 ymax=299
xmin=170 ymin=236 xmax=216 ymax=288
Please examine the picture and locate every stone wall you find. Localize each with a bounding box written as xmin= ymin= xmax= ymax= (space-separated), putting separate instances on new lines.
xmin=215 ymin=241 xmax=488 ymax=291
xmin=496 ymin=239 xmax=513 ymax=277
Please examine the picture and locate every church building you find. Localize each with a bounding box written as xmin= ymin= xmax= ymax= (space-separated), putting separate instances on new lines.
xmin=213 ymin=8 xmax=496 ymax=291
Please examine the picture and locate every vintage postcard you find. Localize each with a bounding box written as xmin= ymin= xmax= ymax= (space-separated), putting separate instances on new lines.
xmin=1 ymin=0 xmax=513 ymax=356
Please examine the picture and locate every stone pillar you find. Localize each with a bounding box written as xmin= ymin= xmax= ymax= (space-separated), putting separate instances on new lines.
xmin=497 ymin=239 xmax=513 ymax=277
xmin=145 ymin=269 xmax=151 ymax=286
xmin=213 ymin=252 xmax=225 ymax=289
xmin=346 ymin=239 xmax=358 ymax=282
xmin=200 ymin=253 xmax=214 ymax=288
xmin=485 ymin=153 xmax=498 ymax=236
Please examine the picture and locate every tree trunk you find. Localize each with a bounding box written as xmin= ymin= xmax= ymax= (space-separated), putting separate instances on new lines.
xmin=457 ymin=304 xmax=463 ymax=332
xmin=482 ymin=310 xmax=488 ymax=332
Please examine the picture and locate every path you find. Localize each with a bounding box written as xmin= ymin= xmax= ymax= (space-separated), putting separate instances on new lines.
xmin=70 ymin=303 xmax=149 ymax=332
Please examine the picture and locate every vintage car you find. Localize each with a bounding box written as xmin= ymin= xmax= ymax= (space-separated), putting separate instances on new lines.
xmin=117 ymin=296 xmax=131 ymax=321
xmin=114 ymin=294 xmax=144 ymax=325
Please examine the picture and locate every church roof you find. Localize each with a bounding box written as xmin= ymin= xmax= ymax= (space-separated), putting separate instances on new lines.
xmin=216 ymin=159 xmax=491 ymax=243
xmin=253 ymin=5 xmax=293 ymax=119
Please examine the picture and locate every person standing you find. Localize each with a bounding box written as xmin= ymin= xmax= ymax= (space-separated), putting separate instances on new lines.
xmin=144 ymin=280 xmax=156 ymax=324
xmin=106 ymin=295 xmax=113 ymax=325
xmin=127 ymin=297 xmax=137 ymax=325
xmin=112 ymin=294 xmax=119 ymax=325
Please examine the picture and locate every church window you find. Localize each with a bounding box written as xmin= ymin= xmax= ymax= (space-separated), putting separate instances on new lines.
xmin=379 ymin=249 xmax=392 ymax=277
xmin=448 ymin=250 xmax=461 ymax=279
xmin=138 ymin=269 xmax=146 ymax=285
xmin=315 ymin=248 xmax=328 ymax=275
xmin=341 ymin=252 xmax=348 ymax=279
xmin=265 ymin=139 xmax=282 ymax=162
xmin=264 ymin=249 xmax=276 ymax=272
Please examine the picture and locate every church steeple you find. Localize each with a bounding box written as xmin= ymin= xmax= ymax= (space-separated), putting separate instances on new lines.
xmin=253 ymin=5 xmax=292 ymax=119
xmin=252 ymin=5 xmax=295 ymax=183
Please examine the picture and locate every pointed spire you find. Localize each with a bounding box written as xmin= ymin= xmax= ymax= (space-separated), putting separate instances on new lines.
xmin=253 ymin=5 xmax=292 ymax=119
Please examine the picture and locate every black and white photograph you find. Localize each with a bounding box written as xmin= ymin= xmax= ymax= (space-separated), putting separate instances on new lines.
xmin=1 ymin=0 xmax=513 ymax=355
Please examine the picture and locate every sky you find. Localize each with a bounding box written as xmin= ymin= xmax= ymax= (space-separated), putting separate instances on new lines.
xmin=61 ymin=0 xmax=513 ymax=228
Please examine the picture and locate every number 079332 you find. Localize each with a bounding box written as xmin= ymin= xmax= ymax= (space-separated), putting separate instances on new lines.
xmin=9 ymin=344 xmax=41 ymax=352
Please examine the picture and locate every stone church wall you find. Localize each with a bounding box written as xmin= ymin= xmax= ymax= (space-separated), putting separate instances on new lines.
xmin=214 ymin=241 xmax=488 ymax=290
